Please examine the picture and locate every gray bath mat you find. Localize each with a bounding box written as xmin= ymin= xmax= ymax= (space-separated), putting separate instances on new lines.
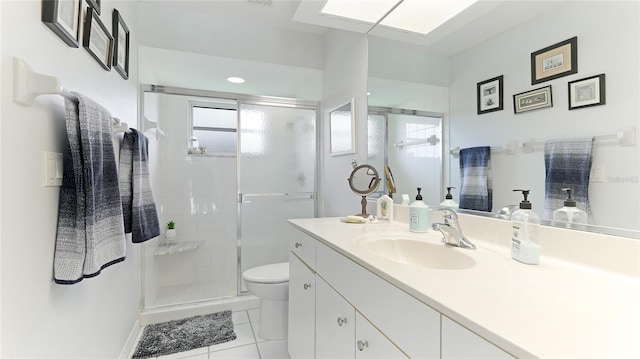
xmin=132 ymin=310 xmax=237 ymax=358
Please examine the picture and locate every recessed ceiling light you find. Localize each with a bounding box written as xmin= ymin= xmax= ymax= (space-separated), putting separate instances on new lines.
xmin=227 ymin=77 xmax=245 ymax=84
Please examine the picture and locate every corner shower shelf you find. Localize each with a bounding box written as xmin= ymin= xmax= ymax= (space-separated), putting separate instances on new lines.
xmin=155 ymin=240 xmax=205 ymax=256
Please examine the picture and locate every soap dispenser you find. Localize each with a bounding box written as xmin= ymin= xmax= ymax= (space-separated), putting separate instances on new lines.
xmin=511 ymin=189 xmax=540 ymax=265
xmin=552 ymin=188 xmax=588 ymax=229
xmin=440 ymin=186 xmax=459 ymax=211
xmin=409 ymin=188 xmax=429 ymax=232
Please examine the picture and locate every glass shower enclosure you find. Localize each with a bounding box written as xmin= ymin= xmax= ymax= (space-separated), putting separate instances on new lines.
xmin=140 ymin=86 xmax=317 ymax=310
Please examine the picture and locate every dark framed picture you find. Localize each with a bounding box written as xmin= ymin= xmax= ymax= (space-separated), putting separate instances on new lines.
xmin=513 ymin=85 xmax=553 ymax=114
xmin=477 ymin=75 xmax=504 ymax=115
xmin=82 ymin=7 xmax=113 ymax=70
xmin=86 ymin=0 xmax=100 ymax=15
xmin=568 ymin=74 xmax=606 ymax=110
xmin=531 ymin=37 xmax=578 ymax=85
xmin=112 ymin=9 xmax=130 ymax=80
xmin=42 ymin=0 xmax=82 ymax=47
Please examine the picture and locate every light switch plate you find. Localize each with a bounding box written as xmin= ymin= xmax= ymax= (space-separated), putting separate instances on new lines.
xmin=43 ymin=151 xmax=63 ymax=187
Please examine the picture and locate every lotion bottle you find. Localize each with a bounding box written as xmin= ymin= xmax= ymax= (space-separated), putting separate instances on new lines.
xmin=552 ymin=188 xmax=588 ymax=229
xmin=439 ymin=186 xmax=459 ymax=211
xmin=511 ymin=189 xmax=540 ymax=265
xmin=409 ymin=188 xmax=429 ymax=232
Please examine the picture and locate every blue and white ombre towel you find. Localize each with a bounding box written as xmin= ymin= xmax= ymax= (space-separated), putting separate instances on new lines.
xmin=459 ymin=146 xmax=493 ymax=212
xmin=543 ymin=138 xmax=594 ymax=222
xmin=54 ymin=93 xmax=126 ymax=284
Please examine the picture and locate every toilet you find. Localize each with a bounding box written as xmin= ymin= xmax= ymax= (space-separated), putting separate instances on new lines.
xmin=242 ymin=262 xmax=289 ymax=340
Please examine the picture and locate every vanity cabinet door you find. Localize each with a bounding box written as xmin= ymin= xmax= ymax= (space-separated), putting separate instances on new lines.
xmin=316 ymin=276 xmax=355 ymax=359
xmin=355 ymin=312 xmax=407 ymax=358
xmin=441 ymin=317 xmax=514 ymax=359
xmin=288 ymin=252 xmax=316 ymax=359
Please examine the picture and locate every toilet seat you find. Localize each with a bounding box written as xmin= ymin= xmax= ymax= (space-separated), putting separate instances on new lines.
xmin=243 ymin=262 xmax=289 ymax=284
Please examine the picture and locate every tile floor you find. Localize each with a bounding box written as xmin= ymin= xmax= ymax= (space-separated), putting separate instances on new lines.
xmin=131 ymin=309 xmax=290 ymax=359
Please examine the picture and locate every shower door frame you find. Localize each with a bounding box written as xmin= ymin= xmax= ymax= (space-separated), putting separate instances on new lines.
xmin=138 ymin=84 xmax=320 ymax=310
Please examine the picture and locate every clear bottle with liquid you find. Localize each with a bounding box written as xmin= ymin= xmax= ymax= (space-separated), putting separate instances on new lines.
xmin=552 ymin=188 xmax=588 ymax=229
xmin=511 ymin=189 xmax=540 ymax=265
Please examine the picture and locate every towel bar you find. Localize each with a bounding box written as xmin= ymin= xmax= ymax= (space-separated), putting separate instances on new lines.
xmin=12 ymin=57 xmax=127 ymax=133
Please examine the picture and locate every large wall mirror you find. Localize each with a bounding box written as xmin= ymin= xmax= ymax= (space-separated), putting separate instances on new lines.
xmin=367 ymin=1 xmax=640 ymax=237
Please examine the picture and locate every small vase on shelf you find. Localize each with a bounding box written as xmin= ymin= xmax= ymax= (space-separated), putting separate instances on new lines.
xmin=165 ymin=221 xmax=177 ymax=242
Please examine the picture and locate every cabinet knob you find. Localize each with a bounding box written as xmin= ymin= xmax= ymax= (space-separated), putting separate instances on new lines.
xmin=337 ymin=317 xmax=347 ymax=326
xmin=303 ymin=283 xmax=311 ymax=290
xmin=357 ymin=340 xmax=369 ymax=351
xmin=295 ymin=242 xmax=302 ymax=248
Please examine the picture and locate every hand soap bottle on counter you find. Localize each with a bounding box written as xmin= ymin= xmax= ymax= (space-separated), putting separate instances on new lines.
xmin=409 ymin=188 xmax=429 ymax=232
xmin=439 ymin=186 xmax=459 ymax=211
xmin=511 ymin=189 xmax=540 ymax=265
xmin=552 ymin=188 xmax=588 ymax=229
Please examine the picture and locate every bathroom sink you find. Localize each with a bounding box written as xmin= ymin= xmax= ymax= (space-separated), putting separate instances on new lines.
xmin=359 ymin=235 xmax=476 ymax=270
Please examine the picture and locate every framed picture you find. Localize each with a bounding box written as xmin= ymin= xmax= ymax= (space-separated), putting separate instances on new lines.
xmin=82 ymin=7 xmax=113 ymax=70
xmin=568 ymin=74 xmax=606 ymax=110
xmin=329 ymin=99 xmax=356 ymax=156
xmin=477 ymin=75 xmax=503 ymax=115
xmin=531 ymin=37 xmax=578 ymax=85
xmin=42 ymin=0 xmax=82 ymax=47
xmin=86 ymin=0 xmax=100 ymax=15
xmin=112 ymin=9 xmax=130 ymax=80
xmin=513 ymin=85 xmax=553 ymax=114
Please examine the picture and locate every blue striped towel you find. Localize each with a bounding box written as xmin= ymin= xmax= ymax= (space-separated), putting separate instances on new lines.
xmin=119 ymin=129 xmax=160 ymax=243
xmin=543 ymin=138 xmax=594 ymax=221
xmin=459 ymin=146 xmax=492 ymax=212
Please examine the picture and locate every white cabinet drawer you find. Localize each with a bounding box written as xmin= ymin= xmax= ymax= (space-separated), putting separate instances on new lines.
xmin=355 ymin=312 xmax=407 ymax=358
xmin=316 ymin=242 xmax=440 ymax=358
xmin=442 ymin=316 xmax=514 ymax=359
xmin=288 ymin=253 xmax=316 ymax=359
xmin=290 ymin=231 xmax=316 ymax=269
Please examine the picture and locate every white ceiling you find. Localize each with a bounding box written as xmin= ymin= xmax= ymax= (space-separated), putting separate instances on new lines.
xmin=144 ymin=0 xmax=565 ymax=57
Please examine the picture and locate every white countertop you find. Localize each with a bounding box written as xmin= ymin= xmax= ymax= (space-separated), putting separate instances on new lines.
xmin=289 ymin=217 xmax=640 ymax=358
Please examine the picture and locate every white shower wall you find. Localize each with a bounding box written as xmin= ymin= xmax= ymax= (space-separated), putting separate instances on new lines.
xmin=144 ymin=93 xmax=238 ymax=308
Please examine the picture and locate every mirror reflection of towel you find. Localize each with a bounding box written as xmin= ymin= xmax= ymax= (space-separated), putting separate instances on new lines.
xmin=543 ymin=138 xmax=594 ymax=222
xmin=459 ymin=146 xmax=492 ymax=212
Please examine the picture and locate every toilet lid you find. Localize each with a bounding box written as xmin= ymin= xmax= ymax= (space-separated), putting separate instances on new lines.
xmin=243 ymin=262 xmax=289 ymax=284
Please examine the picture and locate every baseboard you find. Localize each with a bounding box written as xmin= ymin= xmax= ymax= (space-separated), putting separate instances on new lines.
xmin=119 ymin=318 xmax=141 ymax=359
xmin=139 ymin=295 xmax=260 ymax=326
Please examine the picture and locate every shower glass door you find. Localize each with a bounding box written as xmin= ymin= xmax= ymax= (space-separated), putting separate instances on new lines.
xmin=238 ymin=102 xmax=317 ymax=292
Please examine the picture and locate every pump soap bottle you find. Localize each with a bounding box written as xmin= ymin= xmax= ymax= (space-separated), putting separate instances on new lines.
xmin=440 ymin=187 xmax=459 ymax=211
xmin=552 ymin=188 xmax=588 ymax=229
xmin=511 ymin=189 xmax=540 ymax=265
xmin=409 ymin=188 xmax=429 ymax=232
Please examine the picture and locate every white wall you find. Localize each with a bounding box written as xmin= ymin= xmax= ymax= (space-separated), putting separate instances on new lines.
xmin=1 ymin=1 xmax=140 ymax=357
xmin=136 ymin=2 xmax=324 ymax=71
xmin=448 ymin=1 xmax=640 ymax=229
xmin=322 ymin=29 xmax=369 ymax=217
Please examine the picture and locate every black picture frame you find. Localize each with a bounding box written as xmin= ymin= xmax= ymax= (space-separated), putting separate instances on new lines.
xmin=82 ymin=7 xmax=113 ymax=70
xmin=477 ymin=75 xmax=504 ymax=115
xmin=112 ymin=9 xmax=130 ymax=80
xmin=86 ymin=0 xmax=100 ymax=15
xmin=568 ymin=74 xmax=606 ymax=110
xmin=42 ymin=0 xmax=82 ymax=47
xmin=531 ymin=37 xmax=578 ymax=85
xmin=513 ymin=85 xmax=553 ymax=114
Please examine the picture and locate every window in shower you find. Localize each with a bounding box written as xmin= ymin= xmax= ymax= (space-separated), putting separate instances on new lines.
xmin=191 ymin=102 xmax=238 ymax=154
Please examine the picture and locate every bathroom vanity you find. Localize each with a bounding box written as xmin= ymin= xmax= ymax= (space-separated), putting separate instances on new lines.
xmin=288 ymin=213 xmax=640 ymax=358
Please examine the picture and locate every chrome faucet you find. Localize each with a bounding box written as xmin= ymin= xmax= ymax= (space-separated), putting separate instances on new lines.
xmin=432 ymin=209 xmax=476 ymax=250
